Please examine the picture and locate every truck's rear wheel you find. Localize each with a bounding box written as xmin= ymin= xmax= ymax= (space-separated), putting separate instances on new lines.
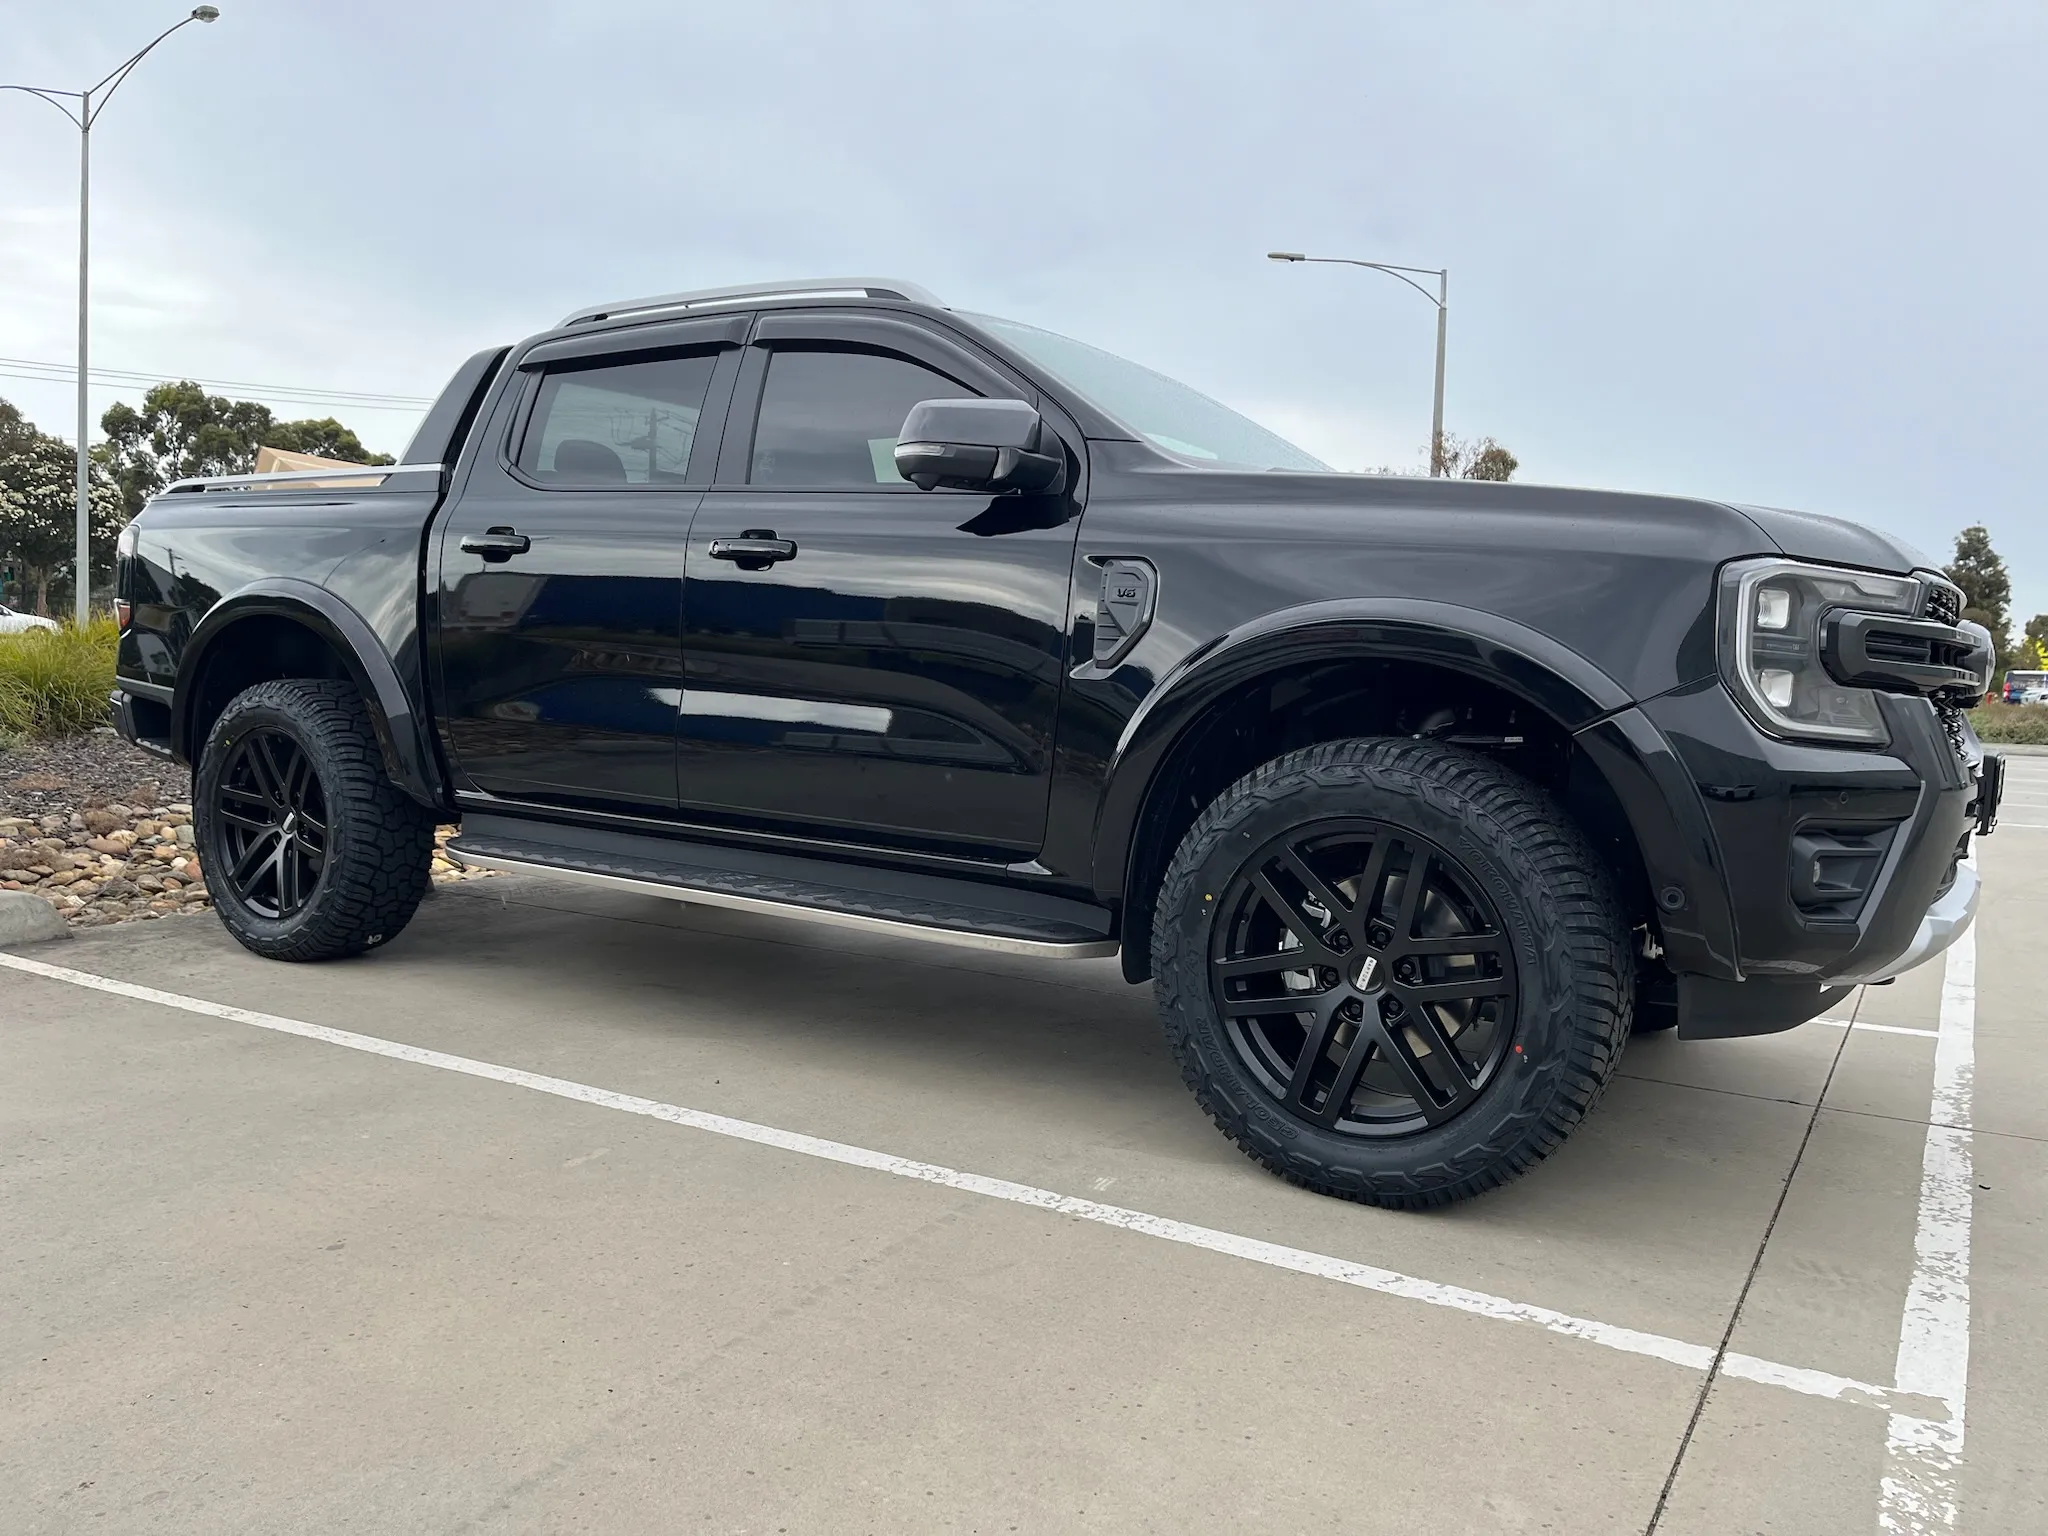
xmin=1151 ymin=737 xmax=1632 ymax=1209
xmin=196 ymin=679 xmax=435 ymax=962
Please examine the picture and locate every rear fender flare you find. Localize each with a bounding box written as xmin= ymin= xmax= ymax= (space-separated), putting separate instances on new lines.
xmin=172 ymin=579 xmax=442 ymax=808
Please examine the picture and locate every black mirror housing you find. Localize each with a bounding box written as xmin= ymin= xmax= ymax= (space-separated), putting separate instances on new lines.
xmin=894 ymin=398 xmax=1066 ymax=495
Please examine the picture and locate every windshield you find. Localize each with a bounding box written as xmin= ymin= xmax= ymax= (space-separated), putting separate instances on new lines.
xmin=970 ymin=314 xmax=1329 ymax=473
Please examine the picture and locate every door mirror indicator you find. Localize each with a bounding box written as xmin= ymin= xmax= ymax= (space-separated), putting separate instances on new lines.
xmin=894 ymin=398 xmax=1067 ymax=495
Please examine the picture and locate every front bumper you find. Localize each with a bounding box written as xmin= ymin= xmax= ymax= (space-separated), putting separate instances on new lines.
xmin=1670 ymin=850 xmax=1979 ymax=1038
xmin=1836 ymin=856 xmax=1978 ymax=983
xmin=1641 ymin=683 xmax=1981 ymax=981
xmin=1620 ymin=682 xmax=1994 ymax=1037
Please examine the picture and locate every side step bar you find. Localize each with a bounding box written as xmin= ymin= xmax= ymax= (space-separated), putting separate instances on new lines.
xmin=445 ymin=817 xmax=1119 ymax=961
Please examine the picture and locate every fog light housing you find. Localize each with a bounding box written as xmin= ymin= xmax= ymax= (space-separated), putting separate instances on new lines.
xmin=1789 ymin=824 xmax=1897 ymax=921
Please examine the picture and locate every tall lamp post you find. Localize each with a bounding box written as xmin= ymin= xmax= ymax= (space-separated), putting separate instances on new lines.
xmin=3 ymin=6 xmax=222 ymax=624
xmin=1268 ymin=250 xmax=1449 ymax=476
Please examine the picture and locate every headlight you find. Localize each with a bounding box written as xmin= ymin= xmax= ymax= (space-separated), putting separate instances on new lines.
xmin=1718 ymin=559 xmax=1920 ymax=744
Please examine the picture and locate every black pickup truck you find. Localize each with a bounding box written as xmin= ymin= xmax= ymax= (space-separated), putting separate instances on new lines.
xmin=112 ymin=276 xmax=2002 ymax=1207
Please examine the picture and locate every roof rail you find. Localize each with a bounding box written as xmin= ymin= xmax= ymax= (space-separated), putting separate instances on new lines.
xmin=559 ymin=276 xmax=943 ymax=328
xmin=160 ymin=463 xmax=443 ymax=495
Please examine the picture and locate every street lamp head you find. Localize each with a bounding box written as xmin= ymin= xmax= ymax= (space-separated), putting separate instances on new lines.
xmin=1267 ymin=251 xmax=1306 ymax=262
xmin=191 ymin=6 xmax=221 ymax=21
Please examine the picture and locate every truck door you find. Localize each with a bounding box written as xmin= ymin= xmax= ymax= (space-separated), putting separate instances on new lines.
xmin=431 ymin=317 xmax=745 ymax=814
xmin=678 ymin=312 xmax=1081 ymax=858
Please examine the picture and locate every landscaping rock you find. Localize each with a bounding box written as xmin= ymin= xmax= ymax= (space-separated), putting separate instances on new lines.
xmin=0 ymin=890 xmax=71 ymax=944
xmin=2 ymin=730 xmax=490 ymax=930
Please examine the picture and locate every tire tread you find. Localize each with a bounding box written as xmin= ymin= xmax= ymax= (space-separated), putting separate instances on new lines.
xmin=1151 ymin=736 xmax=1632 ymax=1209
xmin=198 ymin=679 xmax=435 ymax=962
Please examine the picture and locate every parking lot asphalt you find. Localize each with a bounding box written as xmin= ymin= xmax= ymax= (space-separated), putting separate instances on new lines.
xmin=5 ymin=760 xmax=2046 ymax=1535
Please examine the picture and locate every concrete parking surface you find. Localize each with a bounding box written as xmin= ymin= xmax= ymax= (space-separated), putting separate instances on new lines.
xmin=5 ymin=762 xmax=2046 ymax=1535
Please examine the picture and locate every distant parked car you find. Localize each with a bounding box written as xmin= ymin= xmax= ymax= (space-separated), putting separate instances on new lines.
xmin=0 ymin=603 xmax=60 ymax=636
xmin=2003 ymin=670 xmax=2048 ymax=703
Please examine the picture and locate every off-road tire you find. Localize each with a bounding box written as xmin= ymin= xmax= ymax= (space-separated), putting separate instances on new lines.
xmin=197 ymin=679 xmax=435 ymax=962
xmin=1152 ymin=737 xmax=1633 ymax=1209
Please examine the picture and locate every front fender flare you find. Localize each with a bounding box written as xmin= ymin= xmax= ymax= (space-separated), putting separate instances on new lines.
xmin=172 ymin=579 xmax=443 ymax=808
xmin=1092 ymin=598 xmax=1635 ymax=904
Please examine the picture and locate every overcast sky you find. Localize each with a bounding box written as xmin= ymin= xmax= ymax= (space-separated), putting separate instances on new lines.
xmin=4 ymin=1 xmax=2043 ymax=621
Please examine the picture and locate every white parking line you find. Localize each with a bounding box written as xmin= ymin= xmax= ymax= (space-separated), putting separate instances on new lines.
xmin=1816 ymin=1017 xmax=1940 ymax=1040
xmin=1874 ymin=919 xmax=1976 ymax=1533
xmin=0 ymin=950 xmax=1937 ymax=1418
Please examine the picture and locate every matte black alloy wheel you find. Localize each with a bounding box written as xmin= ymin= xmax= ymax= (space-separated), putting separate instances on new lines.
xmin=214 ymin=726 xmax=330 ymax=920
xmin=1210 ymin=819 xmax=1518 ymax=1138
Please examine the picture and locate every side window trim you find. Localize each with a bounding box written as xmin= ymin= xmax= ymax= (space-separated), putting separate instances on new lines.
xmin=717 ymin=312 xmax=1038 ymax=492
xmin=498 ymin=342 xmax=746 ymax=493
xmin=517 ymin=312 xmax=749 ymax=369
xmin=712 ymin=344 xmax=771 ymax=486
xmin=749 ymin=311 xmax=1030 ymax=399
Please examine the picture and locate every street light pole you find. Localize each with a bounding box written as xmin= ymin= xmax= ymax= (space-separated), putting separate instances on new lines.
xmin=3 ymin=7 xmax=222 ymax=625
xmin=76 ymin=110 xmax=91 ymax=619
xmin=1430 ymin=268 xmax=1448 ymax=476
xmin=1268 ymin=251 xmax=1450 ymax=475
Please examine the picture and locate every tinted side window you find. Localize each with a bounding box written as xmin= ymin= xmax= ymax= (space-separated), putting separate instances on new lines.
xmin=518 ymin=351 xmax=719 ymax=485
xmin=749 ymin=347 xmax=977 ymax=488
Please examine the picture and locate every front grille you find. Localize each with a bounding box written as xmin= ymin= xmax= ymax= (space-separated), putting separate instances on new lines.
xmin=1866 ymin=629 xmax=1979 ymax=670
xmin=1939 ymin=705 xmax=1969 ymax=765
xmin=1921 ymin=578 xmax=1963 ymax=627
xmin=1866 ymin=632 xmax=1934 ymax=665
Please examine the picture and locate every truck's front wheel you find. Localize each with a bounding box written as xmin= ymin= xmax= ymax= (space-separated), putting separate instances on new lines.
xmin=196 ymin=679 xmax=435 ymax=962
xmin=1151 ymin=738 xmax=1632 ymax=1209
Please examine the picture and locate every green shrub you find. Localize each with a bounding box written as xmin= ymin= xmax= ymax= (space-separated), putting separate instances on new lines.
xmin=1966 ymin=700 xmax=2048 ymax=747
xmin=0 ymin=619 xmax=119 ymax=739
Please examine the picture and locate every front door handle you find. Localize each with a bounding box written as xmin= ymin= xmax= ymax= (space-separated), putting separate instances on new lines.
xmin=460 ymin=527 xmax=531 ymax=563
xmin=709 ymin=531 xmax=798 ymax=570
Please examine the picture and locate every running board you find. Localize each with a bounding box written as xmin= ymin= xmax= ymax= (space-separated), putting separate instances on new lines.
xmin=445 ymin=818 xmax=1118 ymax=961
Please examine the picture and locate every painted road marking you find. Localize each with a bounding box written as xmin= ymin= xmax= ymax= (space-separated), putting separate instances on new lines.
xmin=1815 ymin=1017 xmax=1941 ymax=1040
xmin=1874 ymin=913 xmax=1976 ymax=1533
xmin=0 ymin=950 xmax=1938 ymax=1418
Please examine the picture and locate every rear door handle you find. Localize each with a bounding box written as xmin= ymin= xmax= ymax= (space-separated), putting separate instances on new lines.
xmin=460 ymin=528 xmax=531 ymax=562
xmin=709 ymin=532 xmax=797 ymax=568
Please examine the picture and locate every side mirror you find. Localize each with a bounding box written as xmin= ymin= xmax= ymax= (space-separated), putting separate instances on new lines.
xmin=894 ymin=398 xmax=1066 ymax=495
